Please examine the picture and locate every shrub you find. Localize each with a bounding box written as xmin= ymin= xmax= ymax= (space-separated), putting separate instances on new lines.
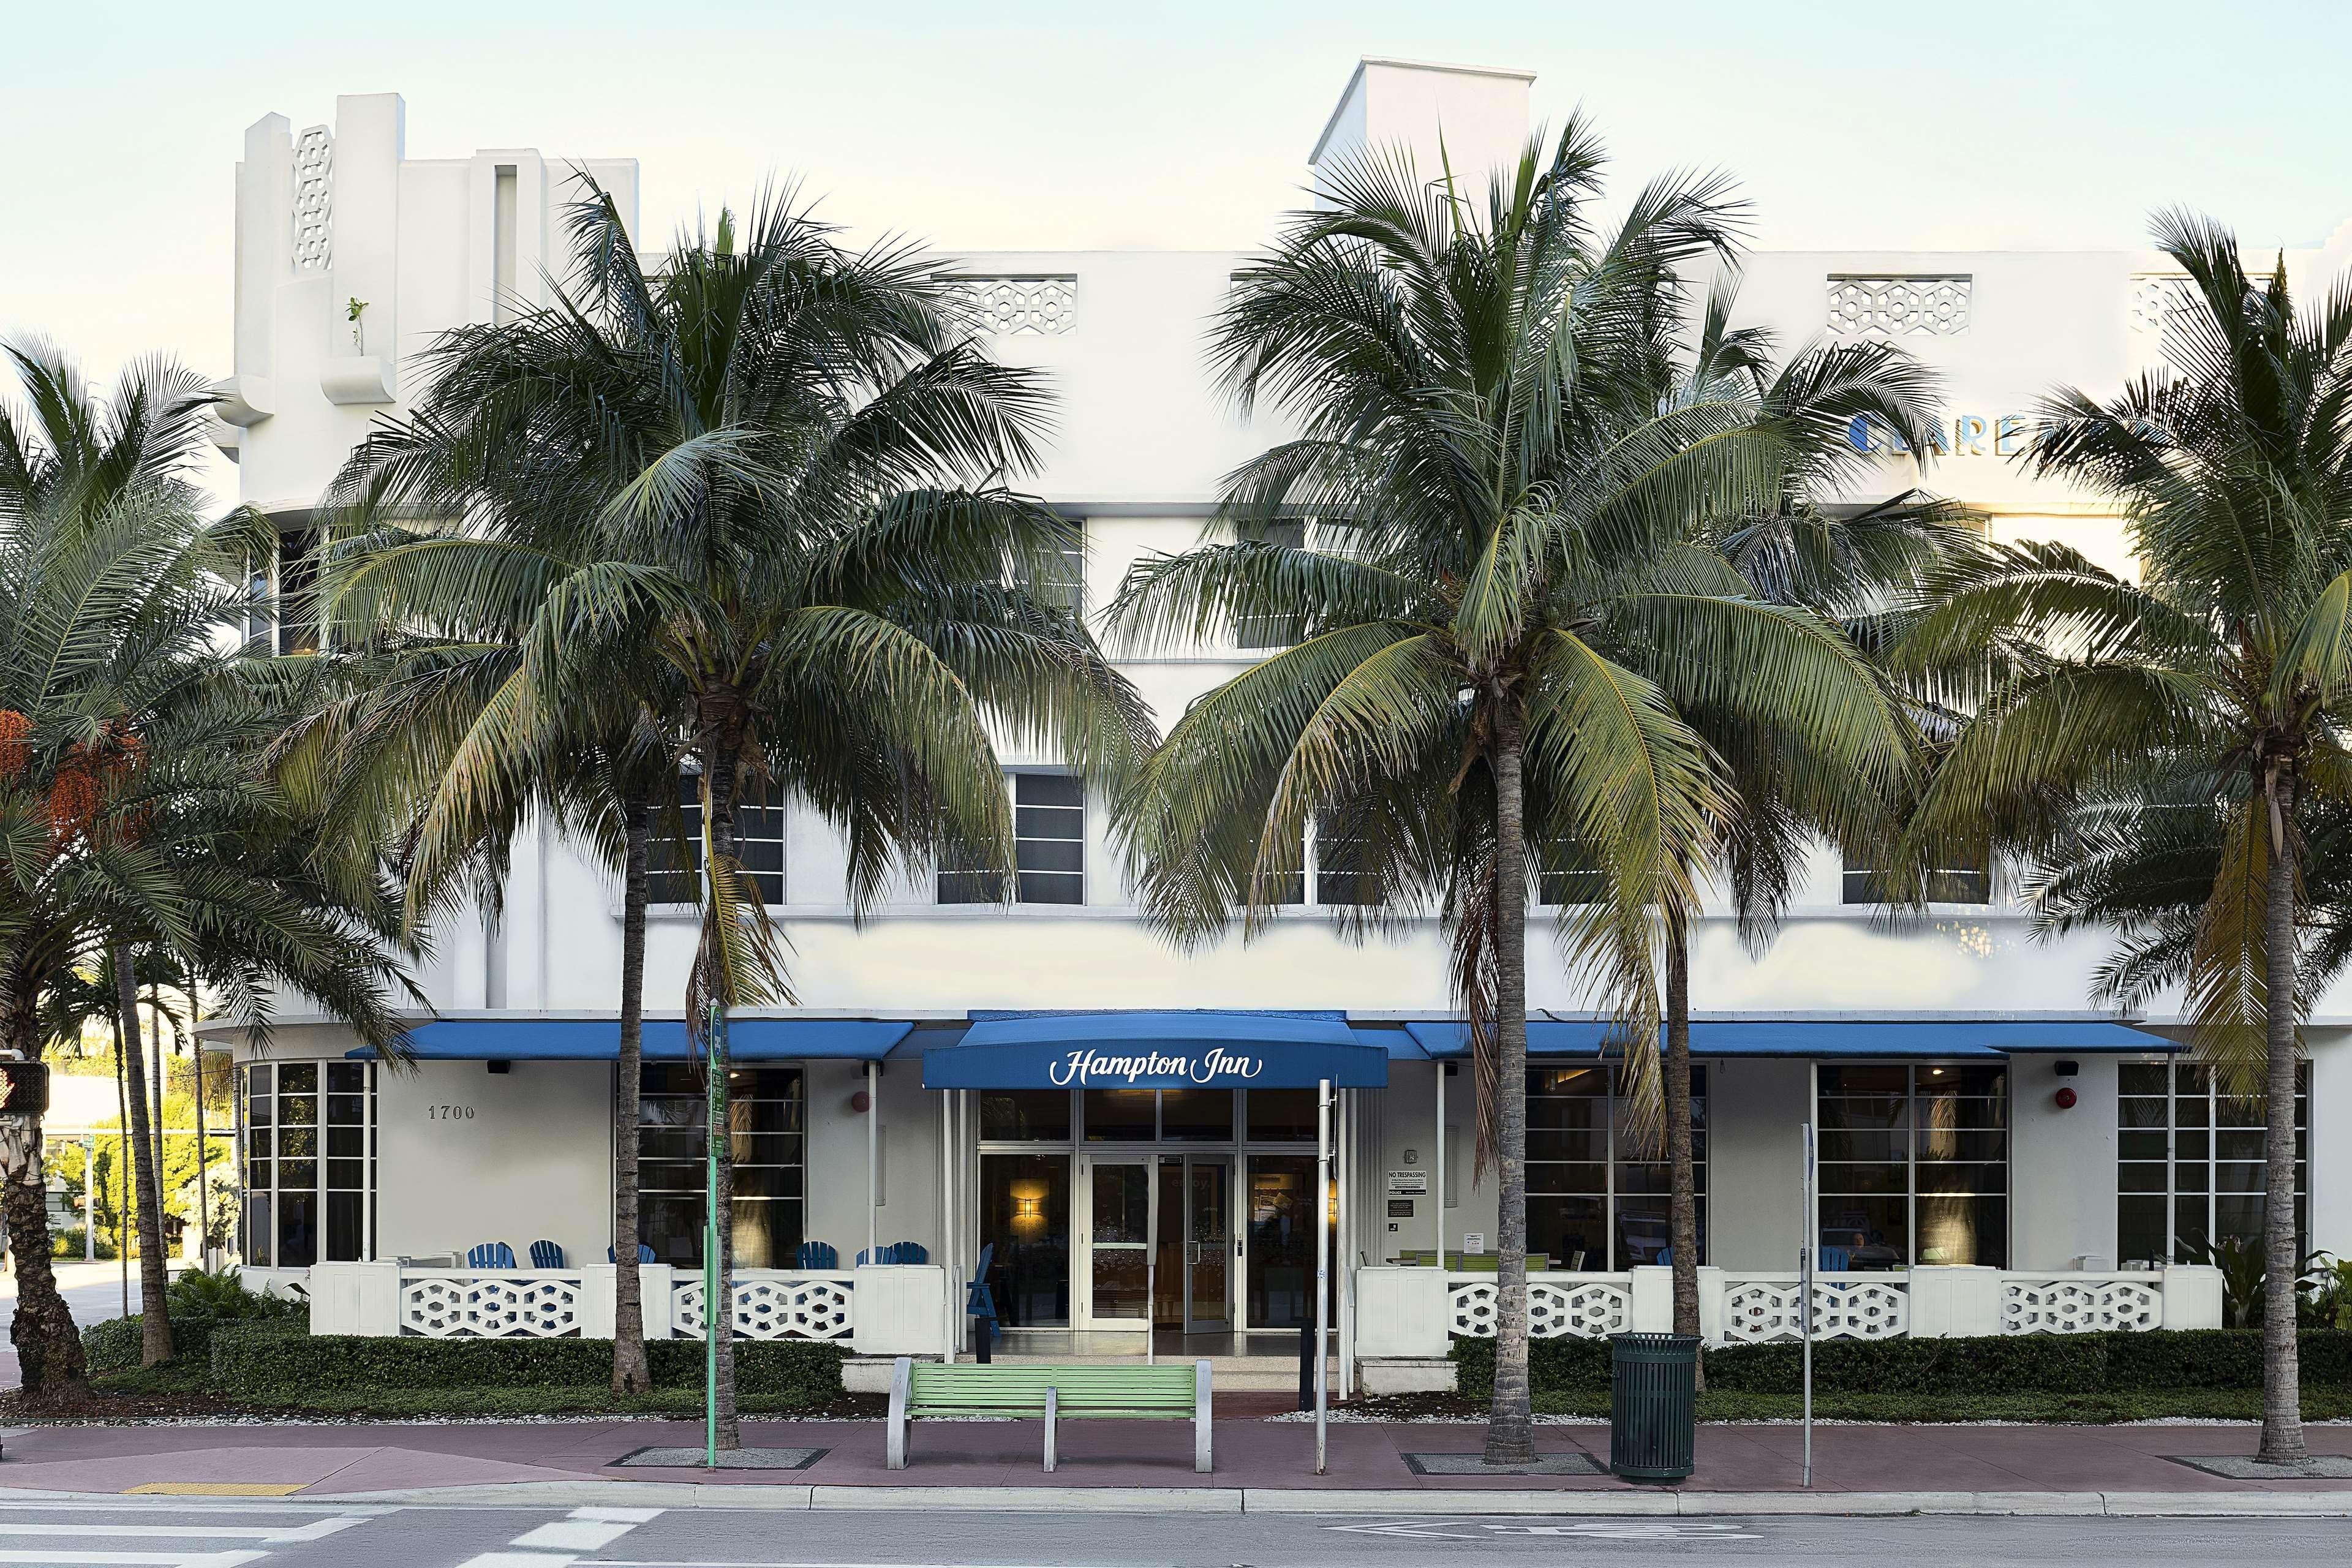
xmin=165 ymin=1266 xmax=306 ymax=1322
xmin=50 ymin=1227 xmax=118 ymax=1261
xmin=208 ymin=1329 xmax=844 ymax=1405
xmin=1450 ymin=1327 xmax=2352 ymax=1402
xmin=82 ymin=1312 xmax=235 ymax=1371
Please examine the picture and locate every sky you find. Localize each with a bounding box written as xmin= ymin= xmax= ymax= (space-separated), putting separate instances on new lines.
xmin=7 ymin=0 xmax=2352 ymax=417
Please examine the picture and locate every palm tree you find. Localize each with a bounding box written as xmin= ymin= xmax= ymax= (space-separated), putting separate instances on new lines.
xmin=328 ymin=179 xmax=1154 ymax=1445
xmin=0 ymin=341 xmax=418 ymax=1394
xmin=1888 ymin=213 xmax=2352 ymax=1464
xmin=1649 ymin=296 xmax=1964 ymax=1352
xmin=279 ymin=627 xmax=687 ymax=1395
xmin=1110 ymin=128 xmax=1911 ymax=1461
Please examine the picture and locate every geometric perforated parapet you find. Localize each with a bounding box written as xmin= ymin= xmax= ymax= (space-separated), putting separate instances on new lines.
xmin=1449 ymin=1276 xmax=1632 ymax=1340
xmin=939 ymin=275 xmax=1077 ymax=335
xmin=672 ymin=1273 xmax=856 ymax=1341
xmin=2001 ymin=1276 xmax=2162 ymax=1334
xmin=1826 ymin=275 xmax=1970 ymax=336
xmin=399 ymin=1273 xmax=582 ymax=1338
xmin=292 ymin=125 xmax=333 ymax=272
xmin=1722 ymin=1278 xmax=1910 ymax=1344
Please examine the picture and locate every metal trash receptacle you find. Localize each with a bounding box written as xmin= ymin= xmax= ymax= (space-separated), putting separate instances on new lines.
xmin=1608 ymin=1332 xmax=1698 ymax=1483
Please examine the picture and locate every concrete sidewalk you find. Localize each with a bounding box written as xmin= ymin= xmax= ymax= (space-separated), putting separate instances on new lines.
xmin=2 ymin=1417 xmax=2350 ymax=1513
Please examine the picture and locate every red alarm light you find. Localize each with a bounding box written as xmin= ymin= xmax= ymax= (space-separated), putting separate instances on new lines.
xmin=2054 ymin=1087 xmax=2078 ymax=1110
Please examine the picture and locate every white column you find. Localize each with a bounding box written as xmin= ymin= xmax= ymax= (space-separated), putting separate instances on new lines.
xmin=866 ymin=1062 xmax=880 ymax=1264
xmin=1434 ymin=1063 xmax=1447 ymax=1265
xmin=940 ymin=1089 xmax=954 ymax=1363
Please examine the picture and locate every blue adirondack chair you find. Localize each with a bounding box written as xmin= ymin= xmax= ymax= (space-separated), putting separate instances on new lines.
xmin=1819 ymin=1245 xmax=1852 ymax=1271
xmin=796 ymin=1240 xmax=840 ymax=1270
xmin=466 ymin=1242 xmax=516 ymax=1269
xmin=857 ymin=1241 xmax=929 ymax=1266
xmin=965 ymin=1242 xmax=998 ymax=1362
xmin=608 ymin=1243 xmax=657 ymax=1263
xmin=528 ymin=1240 xmax=565 ymax=1269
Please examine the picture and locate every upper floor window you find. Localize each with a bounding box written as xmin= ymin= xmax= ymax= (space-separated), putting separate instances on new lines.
xmin=1841 ymin=857 xmax=1990 ymax=905
xmin=649 ymin=767 xmax=785 ymax=905
xmin=246 ymin=526 xmax=323 ymax=656
xmin=1234 ymin=521 xmax=1308 ymax=650
xmin=1020 ymin=522 xmax=1086 ymax=619
xmin=938 ymin=771 xmax=1085 ymax=905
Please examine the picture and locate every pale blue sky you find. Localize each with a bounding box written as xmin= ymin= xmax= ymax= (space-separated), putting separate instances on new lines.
xmin=7 ymin=0 xmax=2352 ymax=394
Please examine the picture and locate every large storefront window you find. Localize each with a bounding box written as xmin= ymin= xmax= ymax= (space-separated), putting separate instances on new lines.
xmin=239 ymin=1061 xmax=375 ymax=1265
xmin=636 ymin=1065 xmax=805 ymax=1268
xmin=1527 ymin=1065 xmax=1707 ymax=1270
xmin=2118 ymin=1061 xmax=2309 ymax=1267
xmin=1817 ymin=1063 xmax=2007 ymax=1268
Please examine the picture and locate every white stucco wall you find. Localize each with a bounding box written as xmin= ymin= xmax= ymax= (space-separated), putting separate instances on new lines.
xmin=374 ymin=1059 xmax=612 ymax=1265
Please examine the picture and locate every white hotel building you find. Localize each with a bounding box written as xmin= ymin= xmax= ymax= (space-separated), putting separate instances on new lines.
xmin=200 ymin=58 xmax=2340 ymax=1384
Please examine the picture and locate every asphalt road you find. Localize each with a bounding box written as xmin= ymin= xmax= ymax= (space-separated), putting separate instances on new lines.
xmin=5 ymin=1501 xmax=2348 ymax=1568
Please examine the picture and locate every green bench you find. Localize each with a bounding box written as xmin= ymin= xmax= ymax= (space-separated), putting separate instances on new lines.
xmin=884 ymin=1357 xmax=1213 ymax=1473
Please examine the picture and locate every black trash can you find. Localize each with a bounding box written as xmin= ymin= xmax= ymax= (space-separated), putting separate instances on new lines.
xmin=1608 ymin=1332 xmax=1698 ymax=1483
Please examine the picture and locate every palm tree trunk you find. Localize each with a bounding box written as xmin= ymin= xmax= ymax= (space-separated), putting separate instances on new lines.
xmin=0 ymin=966 xmax=86 ymax=1404
xmin=1483 ymin=702 xmax=1535 ymax=1465
xmin=1665 ymin=911 xmax=1702 ymax=1390
xmin=2258 ymin=764 xmax=2306 ymax=1464
xmin=115 ymin=945 xmax=173 ymax=1366
xmin=612 ymin=782 xmax=654 ymax=1397
xmin=699 ymin=714 xmax=744 ymax=1452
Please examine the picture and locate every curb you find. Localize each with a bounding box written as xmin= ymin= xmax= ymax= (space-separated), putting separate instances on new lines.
xmin=258 ymin=1482 xmax=2352 ymax=1516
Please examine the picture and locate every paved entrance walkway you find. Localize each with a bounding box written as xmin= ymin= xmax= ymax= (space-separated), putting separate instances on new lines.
xmin=1 ymin=1418 xmax=2348 ymax=1500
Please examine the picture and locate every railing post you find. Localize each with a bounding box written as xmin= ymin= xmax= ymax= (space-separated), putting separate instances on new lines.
xmin=2160 ymin=1264 xmax=2223 ymax=1330
xmin=581 ymin=1263 xmax=619 ymax=1338
xmin=1694 ymin=1265 xmax=1726 ymax=1346
xmin=1628 ymin=1265 xmax=1674 ymax=1332
xmin=640 ymin=1262 xmax=676 ymax=1338
xmin=1354 ymin=1265 xmax=1449 ymax=1358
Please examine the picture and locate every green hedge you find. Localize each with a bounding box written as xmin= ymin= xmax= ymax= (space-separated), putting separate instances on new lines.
xmin=1450 ymin=1329 xmax=2352 ymax=1403
xmin=208 ymin=1327 xmax=844 ymax=1404
xmin=82 ymin=1312 xmax=255 ymax=1372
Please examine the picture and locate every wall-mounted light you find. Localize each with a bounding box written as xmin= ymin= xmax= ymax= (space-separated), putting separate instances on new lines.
xmin=1016 ymin=1196 xmax=1042 ymax=1219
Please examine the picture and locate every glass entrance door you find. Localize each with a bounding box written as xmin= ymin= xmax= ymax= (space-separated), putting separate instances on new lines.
xmin=1243 ymin=1154 xmax=1335 ymax=1330
xmin=1081 ymin=1158 xmax=1153 ymax=1328
xmin=1184 ymin=1156 xmax=1232 ymax=1332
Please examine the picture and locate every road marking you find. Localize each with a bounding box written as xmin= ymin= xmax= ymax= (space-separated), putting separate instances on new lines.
xmin=0 ymin=1501 xmax=388 ymax=1515
xmin=0 ymin=1523 xmax=342 ymax=1540
xmin=123 ymin=1484 xmax=308 ymax=1498
xmin=517 ymin=1521 xmax=642 ymax=1550
xmin=0 ymin=1552 xmax=268 ymax=1566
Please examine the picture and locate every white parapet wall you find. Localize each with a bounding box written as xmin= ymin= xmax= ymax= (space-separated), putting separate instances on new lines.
xmin=301 ymin=1260 xmax=948 ymax=1354
xmin=1357 ymin=1263 xmax=2231 ymax=1390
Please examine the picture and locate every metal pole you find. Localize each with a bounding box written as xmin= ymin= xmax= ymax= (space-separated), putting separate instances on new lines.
xmin=1314 ymin=1077 xmax=1330 ymax=1475
xmin=1145 ymin=1155 xmax=1156 ymax=1367
xmin=84 ymin=1134 xmax=96 ymax=1262
xmin=1338 ymin=1088 xmax=1352 ymax=1400
xmin=704 ymin=1000 xmax=726 ymax=1471
xmin=1801 ymin=1118 xmax=1815 ymax=1489
xmin=1434 ymin=1064 xmax=1446 ymax=1268
xmin=865 ymin=1061 xmax=879 ymax=1265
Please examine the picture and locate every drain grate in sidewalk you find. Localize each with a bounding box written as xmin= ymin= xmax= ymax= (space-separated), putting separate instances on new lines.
xmin=610 ymin=1446 xmax=828 ymax=1471
xmin=1404 ymin=1451 xmax=1606 ymax=1477
xmin=2167 ymin=1454 xmax=2352 ymax=1480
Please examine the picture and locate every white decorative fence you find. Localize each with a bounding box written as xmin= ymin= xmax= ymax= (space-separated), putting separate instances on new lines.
xmin=304 ymin=1261 xmax=947 ymax=1355
xmin=671 ymin=1272 xmax=855 ymax=1342
xmin=1721 ymin=1275 xmax=1910 ymax=1343
xmin=1364 ymin=1264 xmax=2224 ymax=1357
xmin=399 ymin=1268 xmax=586 ymax=1338
xmin=1449 ymin=1275 xmax=1634 ymax=1340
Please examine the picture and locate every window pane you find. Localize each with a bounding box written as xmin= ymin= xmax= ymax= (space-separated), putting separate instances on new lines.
xmin=1084 ymin=1089 xmax=1155 ymax=1142
xmin=326 ymin=1061 xmax=366 ymax=1094
xmin=277 ymin=1191 xmax=318 ymax=1267
xmin=1246 ymin=1088 xmax=1317 ymax=1142
xmin=981 ymin=1090 xmax=1071 ymax=1142
xmin=1918 ymin=1194 xmax=2005 ymax=1267
xmin=730 ymin=1199 xmax=800 ymax=1270
xmin=280 ymin=1063 xmax=318 ymax=1094
xmin=1232 ymin=520 xmax=1306 ymax=649
xmin=1819 ymin=1197 xmax=1907 ymax=1269
xmin=981 ymin=1153 xmax=1071 ymax=1327
xmin=2118 ymin=1195 xmax=2168 ymax=1268
xmin=1529 ymin=1196 xmax=1606 ymax=1271
xmin=1159 ymin=1088 xmax=1233 ymax=1141
xmin=325 ymin=1190 xmax=364 ymax=1262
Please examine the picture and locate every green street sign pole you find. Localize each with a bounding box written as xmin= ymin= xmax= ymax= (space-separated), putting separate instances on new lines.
xmin=705 ymin=998 xmax=727 ymax=1469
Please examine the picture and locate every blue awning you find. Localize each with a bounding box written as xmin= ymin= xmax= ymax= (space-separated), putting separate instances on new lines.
xmin=350 ymin=1017 xmax=913 ymax=1062
xmin=922 ymin=1010 xmax=1390 ymax=1089
xmin=1403 ymin=1018 xmax=2176 ymax=1060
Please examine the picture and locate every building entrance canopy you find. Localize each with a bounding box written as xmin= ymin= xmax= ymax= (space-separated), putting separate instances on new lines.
xmin=921 ymin=1010 xmax=1395 ymax=1089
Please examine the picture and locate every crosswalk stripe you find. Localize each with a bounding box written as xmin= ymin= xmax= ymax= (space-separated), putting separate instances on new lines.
xmin=0 ymin=1551 xmax=268 ymax=1566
